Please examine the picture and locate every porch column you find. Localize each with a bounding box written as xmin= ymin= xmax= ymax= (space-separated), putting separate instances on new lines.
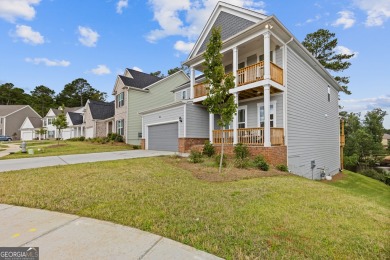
xmin=232 ymin=47 xmax=238 ymax=86
xmin=209 ymin=113 xmax=214 ymax=143
xmin=233 ymin=92 xmax=238 ymax=144
xmin=190 ymin=66 xmax=195 ymax=99
xmin=264 ymin=84 xmax=271 ymax=147
xmin=263 ymin=31 xmax=271 ymax=80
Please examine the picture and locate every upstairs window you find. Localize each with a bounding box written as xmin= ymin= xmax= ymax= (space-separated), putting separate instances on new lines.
xmin=47 ymin=118 xmax=53 ymax=125
xmin=117 ymin=92 xmax=124 ymax=107
xmin=328 ymin=86 xmax=331 ymax=102
xmin=116 ymin=119 xmax=124 ymax=136
xmin=182 ymin=89 xmax=188 ymax=100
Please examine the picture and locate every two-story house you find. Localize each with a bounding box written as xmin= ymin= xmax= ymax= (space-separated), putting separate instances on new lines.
xmin=42 ymin=106 xmax=84 ymax=139
xmin=140 ymin=2 xmax=341 ymax=179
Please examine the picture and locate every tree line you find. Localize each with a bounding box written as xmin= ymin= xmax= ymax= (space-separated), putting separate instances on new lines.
xmin=0 ymin=78 xmax=107 ymax=117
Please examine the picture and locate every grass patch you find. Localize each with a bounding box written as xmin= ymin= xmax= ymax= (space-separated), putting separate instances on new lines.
xmin=0 ymin=158 xmax=388 ymax=259
xmin=0 ymin=144 xmax=9 ymax=148
xmin=0 ymin=141 xmax=132 ymax=160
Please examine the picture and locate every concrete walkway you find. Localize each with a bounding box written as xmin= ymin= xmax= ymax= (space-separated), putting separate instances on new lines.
xmin=0 ymin=204 xmax=222 ymax=259
xmin=0 ymin=143 xmax=20 ymax=157
xmin=0 ymin=150 xmax=179 ymax=172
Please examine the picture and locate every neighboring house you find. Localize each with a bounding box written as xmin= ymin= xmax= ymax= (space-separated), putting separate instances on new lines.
xmin=63 ymin=111 xmax=84 ymax=139
xmin=112 ymin=68 xmax=164 ymax=144
xmin=43 ymin=106 xmax=84 ymax=139
xmin=0 ymin=105 xmax=41 ymax=140
xmin=83 ymin=100 xmax=115 ymax=138
xmin=140 ymin=2 xmax=342 ymax=180
xmin=20 ymin=117 xmax=43 ymax=140
xmin=382 ymin=134 xmax=390 ymax=148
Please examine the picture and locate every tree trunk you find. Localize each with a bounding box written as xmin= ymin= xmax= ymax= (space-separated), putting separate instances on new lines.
xmin=219 ymin=125 xmax=224 ymax=173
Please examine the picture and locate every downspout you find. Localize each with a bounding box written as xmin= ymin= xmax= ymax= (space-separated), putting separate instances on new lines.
xmin=283 ymin=37 xmax=293 ymax=167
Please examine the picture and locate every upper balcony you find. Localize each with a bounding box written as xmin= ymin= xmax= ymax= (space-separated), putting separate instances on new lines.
xmin=193 ymin=61 xmax=283 ymax=99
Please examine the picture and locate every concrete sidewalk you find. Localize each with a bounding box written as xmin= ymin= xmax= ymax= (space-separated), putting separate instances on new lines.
xmin=0 ymin=143 xmax=20 ymax=157
xmin=0 ymin=150 xmax=178 ymax=172
xmin=0 ymin=204 xmax=222 ymax=259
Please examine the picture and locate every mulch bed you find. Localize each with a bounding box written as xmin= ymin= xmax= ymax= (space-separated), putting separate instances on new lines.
xmin=165 ymin=156 xmax=290 ymax=182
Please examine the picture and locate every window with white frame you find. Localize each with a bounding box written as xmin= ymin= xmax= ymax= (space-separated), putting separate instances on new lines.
xmin=117 ymin=92 xmax=124 ymax=107
xmin=47 ymin=118 xmax=52 ymax=125
xmin=48 ymin=131 xmax=55 ymax=138
xmin=259 ymin=51 xmax=274 ymax=62
xmin=116 ymin=119 xmax=124 ymax=135
xmin=327 ymin=86 xmax=331 ymax=102
xmin=181 ymin=89 xmax=188 ymax=100
xmin=237 ymin=106 xmax=247 ymax=128
xmin=258 ymin=101 xmax=276 ymax=128
xmin=43 ymin=119 xmax=47 ymax=126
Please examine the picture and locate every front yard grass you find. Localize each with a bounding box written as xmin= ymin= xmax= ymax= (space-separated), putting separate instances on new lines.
xmin=0 ymin=141 xmax=132 ymax=160
xmin=0 ymin=158 xmax=388 ymax=259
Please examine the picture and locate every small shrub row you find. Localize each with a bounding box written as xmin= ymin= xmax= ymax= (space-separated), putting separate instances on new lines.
xmin=359 ymin=169 xmax=390 ymax=185
xmin=253 ymin=155 xmax=269 ymax=171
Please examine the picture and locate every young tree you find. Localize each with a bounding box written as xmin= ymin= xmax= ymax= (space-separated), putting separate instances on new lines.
xmin=52 ymin=106 xmax=68 ymax=145
xmin=35 ymin=128 xmax=47 ymax=140
xmin=202 ymin=27 xmax=237 ymax=173
xmin=302 ymin=29 xmax=354 ymax=94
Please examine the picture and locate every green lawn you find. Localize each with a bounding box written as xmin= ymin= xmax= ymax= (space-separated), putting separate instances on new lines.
xmin=0 ymin=159 xmax=388 ymax=259
xmin=0 ymin=141 xmax=132 ymax=159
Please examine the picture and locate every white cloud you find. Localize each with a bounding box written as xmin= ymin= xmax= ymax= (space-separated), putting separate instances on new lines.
xmin=332 ymin=11 xmax=355 ymax=29
xmin=341 ymin=95 xmax=390 ymax=111
xmin=334 ymin=46 xmax=359 ymax=58
xmin=0 ymin=0 xmax=40 ymax=23
xmin=132 ymin=66 xmax=143 ymax=72
xmin=91 ymin=65 xmax=111 ymax=75
xmin=13 ymin=25 xmax=44 ymax=45
xmin=25 ymin=57 xmax=70 ymax=67
xmin=146 ymin=0 xmax=266 ymax=44
xmin=116 ymin=0 xmax=128 ymax=14
xmin=296 ymin=15 xmax=321 ymax=26
xmin=174 ymin=40 xmax=195 ymax=54
xmin=354 ymin=0 xmax=390 ymax=27
xmin=78 ymin=26 xmax=99 ymax=47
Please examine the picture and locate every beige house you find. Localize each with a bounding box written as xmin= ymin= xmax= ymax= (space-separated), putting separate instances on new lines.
xmin=20 ymin=117 xmax=43 ymax=140
xmin=0 ymin=105 xmax=41 ymax=140
xmin=383 ymin=134 xmax=390 ymax=148
xmin=83 ymin=100 xmax=115 ymax=138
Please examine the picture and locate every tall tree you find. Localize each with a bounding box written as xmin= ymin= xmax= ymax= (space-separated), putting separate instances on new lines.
xmin=302 ymin=29 xmax=354 ymax=94
xmin=52 ymin=106 xmax=68 ymax=145
xmin=0 ymin=83 xmax=31 ymax=105
xmin=30 ymin=85 xmax=56 ymax=116
xmin=202 ymin=27 xmax=237 ymax=173
xmin=56 ymin=78 xmax=107 ymax=107
xmin=363 ymin=108 xmax=387 ymax=143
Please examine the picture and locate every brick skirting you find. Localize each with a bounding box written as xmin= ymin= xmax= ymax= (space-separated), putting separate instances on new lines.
xmin=140 ymin=139 xmax=145 ymax=150
xmin=178 ymin=138 xmax=209 ymax=153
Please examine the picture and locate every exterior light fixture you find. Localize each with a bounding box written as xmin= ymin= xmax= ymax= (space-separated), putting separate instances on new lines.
xmin=179 ymin=117 xmax=183 ymax=122
xmin=265 ymin=23 xmax=273 ymax=29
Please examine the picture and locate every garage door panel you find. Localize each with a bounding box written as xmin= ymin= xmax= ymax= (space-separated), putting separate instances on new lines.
xmin=148 ymin=123 xmax=178 ymax=152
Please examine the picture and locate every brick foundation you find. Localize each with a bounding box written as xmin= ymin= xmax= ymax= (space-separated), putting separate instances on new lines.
xmin=190 ymin=144 xmax=285 ymax=166
xmin=178 ymin=138 xmax=209 ymax=153
xmin=140 ymin=139 xmax=145 ymax=150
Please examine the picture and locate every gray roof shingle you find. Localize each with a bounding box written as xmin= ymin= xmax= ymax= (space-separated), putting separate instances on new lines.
xmin=0 ymin=105 xmax=28 ymax=117
xmin=68 ymin=112 xmax=83 ymax=125
xmin=88 ymin=100 xmax=115 ymax=120
xmin=120 ymin=69 xmax=162 ymax=89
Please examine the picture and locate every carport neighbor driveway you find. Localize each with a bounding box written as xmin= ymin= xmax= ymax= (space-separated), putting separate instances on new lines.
xmin=0 ymin=150 xmax=178 ymax=173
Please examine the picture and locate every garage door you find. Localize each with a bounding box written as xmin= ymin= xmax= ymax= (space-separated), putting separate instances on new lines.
xmin=21 ymin=131 xmax=33 ymax=141
xmin=62 ymin=129 xmax=71 ymax=140
xmin=148 ymin=123 xmax=178 ymax=152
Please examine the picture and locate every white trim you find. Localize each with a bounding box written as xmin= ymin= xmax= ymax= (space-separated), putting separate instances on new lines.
xmin=283 ymin=44 xmax=288 ymax=151
xmin=257 ymin=100 xmax=277 ymax=127
xmin=140 ymin=103 xmax=185 ymax=117
xmin=183 ymin=104 xmax=187 ymax=138
xmin=239 ymin=92 xmax=283 ymax=104
xmin=145 ymin=120 xmax=180 ymax=150
xmin=237 ymin=105 xmax=248 ymax=128
xmin=230 ymin=79 xmax=285 ymax=94
xmin=143 ymin=71 xmax=189 ymax=90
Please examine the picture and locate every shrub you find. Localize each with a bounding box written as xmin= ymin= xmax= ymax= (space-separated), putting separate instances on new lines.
xmin=215 ymin=154 xmax=227 ymax=167
xmin=253 ymin=155 xmax=269 ymax=171
xmin=79 ymin=136 xmax=85 ymax=141
xmin=344 ymin=154 xmax=359 ymax=171
xmin=276 ymin=164 xmax=288 ymax=172
xmin=234 ymin=143 xmax=250 ymax=160
xmin=107 ymin=133 xmax=124 ymax=142
xmin=189 ymin=150 xmax=203 ymax=163
xmin=359 ymin=169 xmax=390 ymax=185
xmin=132 ymin=145 xmax=141 ymax=150
xmin=235 ymin=158 xmax=250 ymax=169
xmin=203 ymin=141 xmax=215 ymax=157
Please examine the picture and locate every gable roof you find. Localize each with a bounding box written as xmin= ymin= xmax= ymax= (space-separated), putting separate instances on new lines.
xmin=68 ymin=112 xmax=83 ymax=125
xmin=119 ymin=69 xmax=162 ymax=89
xmin=88 ymin=100 xmax=115 ymax=120
xmin=0 ymin=105 xmax=28 ymax=117
xmin=189 ymin=1 xmax=266 ymax=59
xmin=50 ymin=107 xmax=83 ymax=116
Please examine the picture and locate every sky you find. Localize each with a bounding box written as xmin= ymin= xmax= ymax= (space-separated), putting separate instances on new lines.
xmin=0 ymin=0 xmax=389 ymax=128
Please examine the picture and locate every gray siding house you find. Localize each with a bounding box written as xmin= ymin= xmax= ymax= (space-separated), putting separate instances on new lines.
xmin=140 ymin=2 xmax=342 ymax=180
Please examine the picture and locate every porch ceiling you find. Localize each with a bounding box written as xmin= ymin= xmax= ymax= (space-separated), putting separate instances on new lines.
xmin=238 ymin=86 xmax=282 ymax=100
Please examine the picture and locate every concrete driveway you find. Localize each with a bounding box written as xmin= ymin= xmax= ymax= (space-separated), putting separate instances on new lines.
xmin=0 ymin=150 xmax=178 ymax=172
xmin=0 ymin=204 xmax=222 ymax=259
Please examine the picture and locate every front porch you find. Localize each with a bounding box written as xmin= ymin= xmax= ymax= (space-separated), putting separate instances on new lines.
xmin=213 ymin=127 xmax=284 ymax=146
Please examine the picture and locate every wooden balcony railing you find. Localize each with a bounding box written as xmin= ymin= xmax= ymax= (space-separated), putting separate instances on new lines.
xmin=213 ymin=127 xmax=284 ymax=146
xmin=213 ymin=129 xmax=233 ymax=144
xmin=237 ymin=61 xmax=264 ymax=86
xmin=194 ymin=82 xmax=209 ymax=98
xmin=270 ymin=63 xmax=283 ymax=85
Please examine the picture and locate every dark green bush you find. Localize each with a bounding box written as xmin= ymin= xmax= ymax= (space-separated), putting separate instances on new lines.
xmin=203 ymin=141 xmax=215 ymax=157
xmin=215 ymin=154 xmax=227 ymax=167
xmin=234 ymin=143 xmax=250 ymax=160
xmin=359 ymin=169 xmax=390 ymax=185
xmin=107 ymin=133 xmax=124 ymax=142
xmin=344 ymin=154 xmax=359 ymax=171
xmin=132 ymin=145 xmax=141 ymax=150
xmin=235 ymin=158 xmax=250 ymax=169
xmin=189 ymin=150 xmax=203 ymax=163
xmin=79 ymin=136 xmax=85 ymax=141
xmin=253 ymin=155 xmax=269 ymax=171
xmin=276 ymin=164 xmax=288 ymax=172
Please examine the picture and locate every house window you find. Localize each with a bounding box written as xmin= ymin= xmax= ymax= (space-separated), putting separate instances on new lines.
xmin=117 ymin=92 xmax=124 ymax=107
xmin=225 ymin=64 xmax=232 ymax=73
xmin=328 ymin=86 xmax=331 ymax=102
xmin=237 ymin=106 xmax=247 ymax=128
xmin=116 ymin=119 xmax=124 ymax=136
xmin=238 ymin=62 xmax=245 ymax=69
xmin=258 ymin=101 xmax=276 ymax=128
xmin=48 ymin=131 xmax=55 ymax=138
xmin=182 ymin=89 xmax=188 ymax=100
xmin=43 ymin=119 xmax=47 ymax=127
xmin=247 ymin=54 xmax=257 ymax=66
xmin=259 ymin=51 xmax=273 ymax=62
xmin=47 ymin=118 xmax=52 ymax=125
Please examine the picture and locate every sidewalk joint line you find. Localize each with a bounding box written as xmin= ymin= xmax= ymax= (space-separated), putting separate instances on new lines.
xmin=19 ymin=216 xmax=81 ymax=247
xmin=138 ymin=236 xmax=163 ymax=259
xmin=57 ymin=156 xmax=69 ymax=165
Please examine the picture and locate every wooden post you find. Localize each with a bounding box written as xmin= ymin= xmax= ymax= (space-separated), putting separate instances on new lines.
xmin=340 ymin=119 xmax=345 ymax=170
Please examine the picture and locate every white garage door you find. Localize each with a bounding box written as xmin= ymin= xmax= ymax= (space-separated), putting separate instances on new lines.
xmin=21 ymin=131 xmax=33 ymax=141
xmin=148 ymin=123 xmax=178 ymax=152
xmin=62 ymin=129 xmax=71 ymax=140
